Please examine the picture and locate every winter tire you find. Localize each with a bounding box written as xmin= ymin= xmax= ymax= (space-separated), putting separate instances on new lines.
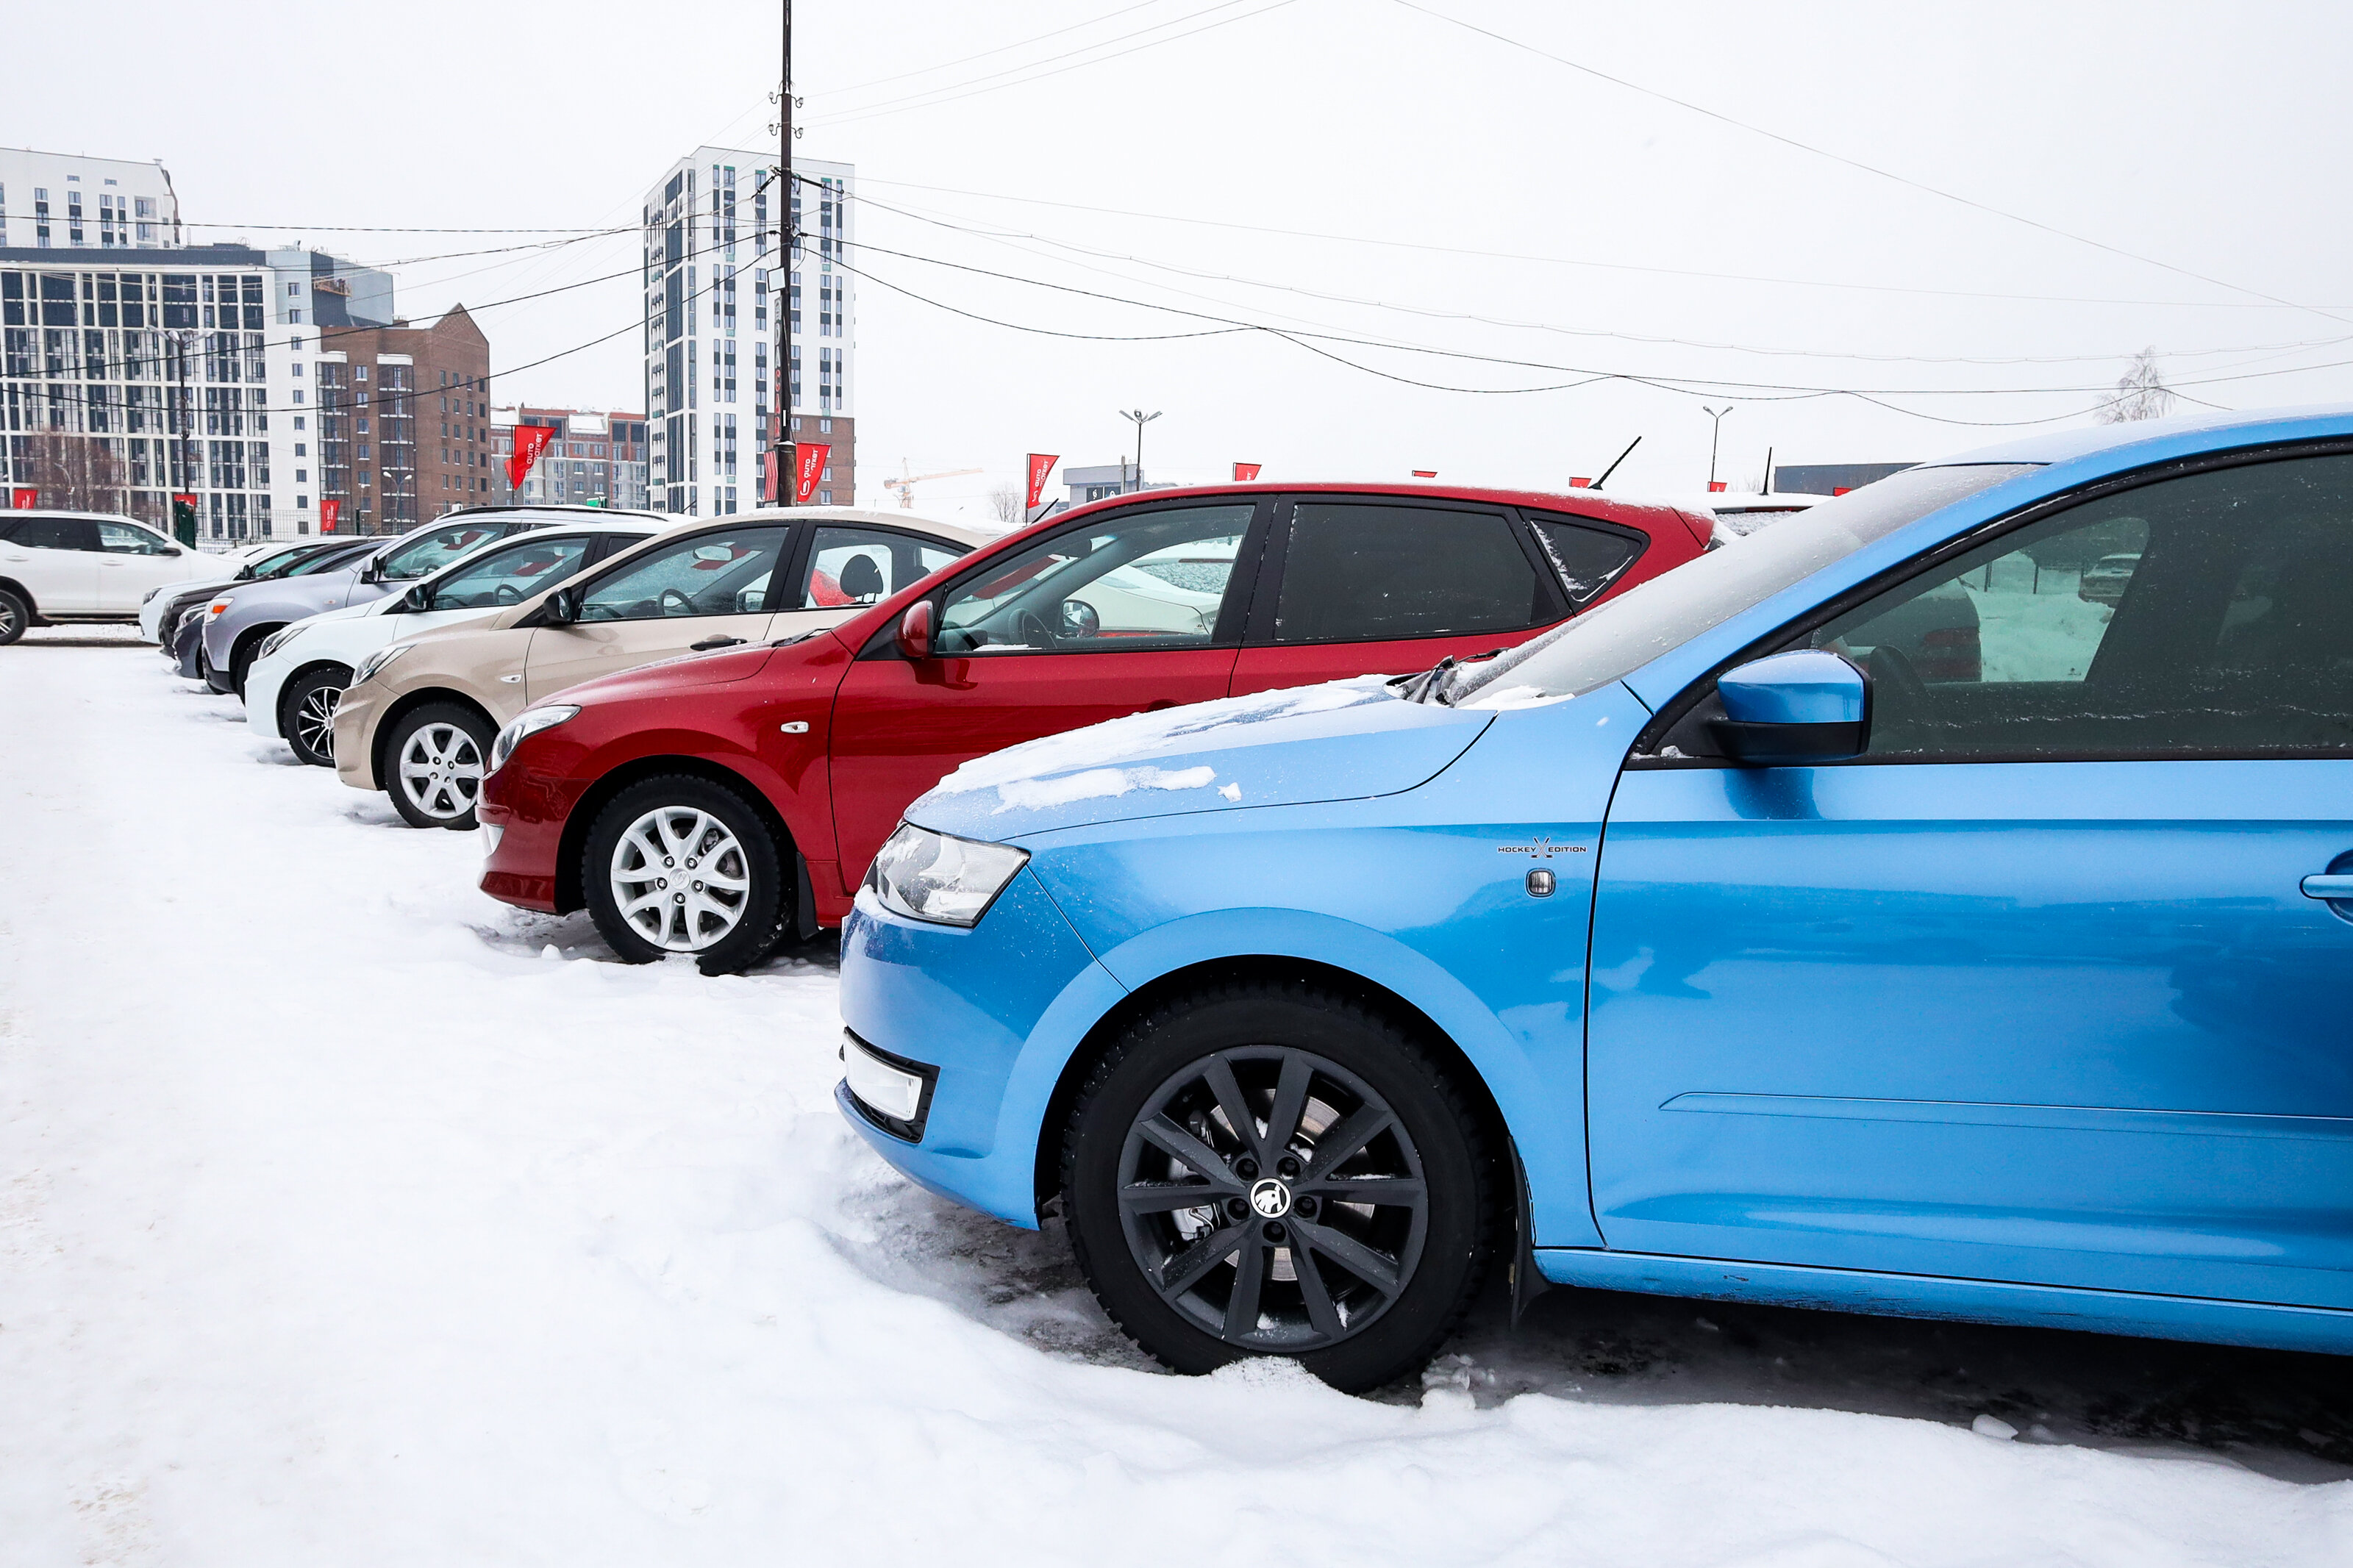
xmin=1063 ymin=978 xmax=1496 ymax=1394
xmin=0 ymin=587 xmax=26 ymax=646
xmin=582 ymin=774 xmax=792 ymax=975
xmin=282 ymin=665 xmax=351 ymax=767
xmin=385 ymin=701 xmax=496 ymax=830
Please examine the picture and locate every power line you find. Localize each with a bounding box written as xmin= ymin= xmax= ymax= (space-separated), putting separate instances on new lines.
xmin=1387 ymin=0 xmax=2346 ymax=329
xmin=804 ymin=0 xmax=1303 ymax=129
xmin=838 ymin=178 xmax=2353 ymax=369
xmin=822 ymin=172 xmax=2352 ymax=314
xmin=804 ymin=0 xmax=1177 ymax=99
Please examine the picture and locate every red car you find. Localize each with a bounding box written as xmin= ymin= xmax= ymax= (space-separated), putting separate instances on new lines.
xmin=476 ymin=482 xmax=1711 ymax=972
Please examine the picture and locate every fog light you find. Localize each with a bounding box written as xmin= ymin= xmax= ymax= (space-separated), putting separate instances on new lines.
xmin=480 ymin=824 xmax=504 ymax=856
xmin=842 ymin=1031 xmax=937 ymax=1141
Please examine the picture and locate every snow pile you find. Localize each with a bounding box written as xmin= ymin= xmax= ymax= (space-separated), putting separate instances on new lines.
xmin=932 ymin=676 xmax=1389 ymax=799
xmin=988 ymin=763 xmax=1218 ymax=815
xmin=2 ymin=643 xmax=2349 ymax=1565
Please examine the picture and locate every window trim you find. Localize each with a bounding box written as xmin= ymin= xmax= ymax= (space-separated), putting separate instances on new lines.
xmin=1629 ymin=437 xmax=2353 ymax=770
xmin=1244 ymin=493 xmax=1568 ymax=649
xmin=860 ymin=495 xmax=1277 ymax=661
xmin=549 ymin=519 xmax=800 ymax=626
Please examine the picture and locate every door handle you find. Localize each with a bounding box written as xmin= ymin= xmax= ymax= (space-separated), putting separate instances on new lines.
xmin=690 ymin=635 xmax=746 ymax=651
xmin=2301 ymin=874 xmax=2353 ymax=900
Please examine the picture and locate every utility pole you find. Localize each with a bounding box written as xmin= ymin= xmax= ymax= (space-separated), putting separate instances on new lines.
xmin=1119 ymin=409 xmax=1160 ymax=493
xmin=775 ymin=0 xmax=796 ymax=506
xmin=1702 ymin=406 xmax=1732 ymax=489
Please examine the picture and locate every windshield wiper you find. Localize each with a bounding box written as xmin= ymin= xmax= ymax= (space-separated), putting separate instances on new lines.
xmin=1392 ymin=656 xmax=1460 ymax=706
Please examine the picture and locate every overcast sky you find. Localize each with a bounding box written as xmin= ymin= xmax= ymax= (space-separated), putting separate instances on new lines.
xmin=14 ymin=0 xmax=2353 ymax=513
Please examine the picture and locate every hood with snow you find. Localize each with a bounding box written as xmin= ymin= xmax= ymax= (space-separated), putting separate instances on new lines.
xmin=904 ymin=678 xmax=1493 ymax=842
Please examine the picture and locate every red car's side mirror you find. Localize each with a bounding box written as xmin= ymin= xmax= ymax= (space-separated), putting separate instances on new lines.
xmin=896 ymin=600 xmax=934 ymax=661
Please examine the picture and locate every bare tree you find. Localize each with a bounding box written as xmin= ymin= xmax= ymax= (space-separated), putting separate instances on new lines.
xmin=988 ymin=482 xmax=1023 ymax=527
xmin=2097 ymin=348 xmax=2177 ymax=423
xmin=21 ymin=434 xmax=130 ymax=512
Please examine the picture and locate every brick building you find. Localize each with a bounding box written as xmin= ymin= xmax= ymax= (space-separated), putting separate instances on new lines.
xmin=490 ymin=406 xmax=649 ymax=510
xmin=315 ymin=307 xmax=490 ymax=534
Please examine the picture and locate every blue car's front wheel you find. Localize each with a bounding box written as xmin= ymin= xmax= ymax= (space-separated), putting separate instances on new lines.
xmin=1062 ymin=978 xmax=1496 ymax=1393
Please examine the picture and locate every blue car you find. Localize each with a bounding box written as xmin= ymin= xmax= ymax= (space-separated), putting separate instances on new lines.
xmin=838 ymin=407 xmax=2353 ymax=1392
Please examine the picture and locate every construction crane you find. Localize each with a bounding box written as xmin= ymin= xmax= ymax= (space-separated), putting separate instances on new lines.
xmin=885 ymin=462 xmax=982 ymax=509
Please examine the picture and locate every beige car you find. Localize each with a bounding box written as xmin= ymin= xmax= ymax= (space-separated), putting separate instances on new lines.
xmin=333 ymin=506 xmax=989 ymax=828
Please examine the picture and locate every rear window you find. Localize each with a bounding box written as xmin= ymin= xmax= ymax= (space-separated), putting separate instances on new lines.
xmin=1455 ymin=464 xmax=2036 ymax=706
xmin=1274 ymin=502 xmax=1548 ymax=644
xmin=1524 ymin=512 xmax=1644 ymax=606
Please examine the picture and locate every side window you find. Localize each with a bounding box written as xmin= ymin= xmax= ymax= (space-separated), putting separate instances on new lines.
xmin=576 ymin=525 xmax=789 ymax=621
xmin=97 ymin=520 xmax=174 ymax=555
xmin=1807 ymin=453 xmax=2353 ymax=758
xmin=1272 ymin=503 xmax=1549 ymax=644
xmin=799 ymin=526 xmax=910 ymax=608
xmin=1524 ymin=511 xmax=1643 ymax=607
xmin=6 ymin=517 xmax=99 ymax=551
xmin=376 ymin=521 xmax=515 ymax=581
xmin=427 ymin=536 xmax=593 ymax=611
xmin=938 ymin=504 xmax=1254 ymax=654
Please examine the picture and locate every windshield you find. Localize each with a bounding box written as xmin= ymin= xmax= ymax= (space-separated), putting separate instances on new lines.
xmin=288 ymin=543 xmax=376 ymax=577
xmin=376 ymin=521 xmax=514 ymax=581
xmin=247 ymin=543 xmax=339 ymax=581
xmin=1451 ymin=464 xmax=2037 ymax=706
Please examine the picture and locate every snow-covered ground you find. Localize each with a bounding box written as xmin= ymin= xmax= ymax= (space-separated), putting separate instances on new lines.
xmin=5 ymin=631 xmax=2352 ymax=1566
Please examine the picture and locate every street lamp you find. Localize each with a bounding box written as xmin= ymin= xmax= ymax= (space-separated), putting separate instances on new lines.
xmin=1118 ymin=409 xmax=1161 ymax=493
xmin=1701 ymin=406 xmax=1733 ymax=490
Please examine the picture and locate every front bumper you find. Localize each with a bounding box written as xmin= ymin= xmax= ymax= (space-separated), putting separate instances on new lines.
xmin=245 ymin=657 xmax=290 ymax=742
xmin=330 ymin=680 xmax=388 ymax=790
xmin=474 ymin=767 xmax=582 ymax=912
xmin=834 ymin=871 xmax=1127 ymax=1228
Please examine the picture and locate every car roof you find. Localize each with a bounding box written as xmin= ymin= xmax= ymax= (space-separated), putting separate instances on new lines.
xmin=734 ymin=504 xmax=997 ymax=550
xmin=1046 ymin=479 xmax=1702 ymax=529
xmin=1933 ymin=401 xmax=2353 ymax=468
xmin=3 ymin=508 xmax=149 ymax=524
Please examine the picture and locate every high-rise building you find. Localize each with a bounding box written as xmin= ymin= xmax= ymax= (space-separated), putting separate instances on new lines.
xmin=489 ymin=406 xmax=649 ymax=510
xmin=1 ymin=242 xmax=399 ymax=540
xmin=0 ymin=148 xmax=182 ymax=251
xmin=640 ymin=146 xmax=855 ymax=515
xmin=315 ymin=309 xmax=491 ymax=535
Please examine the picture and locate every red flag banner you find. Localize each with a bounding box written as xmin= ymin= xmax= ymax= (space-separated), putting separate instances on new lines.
xmin=1411 ymin=470 xmax=1438 ymax=479
xmin=319 ymin=498 xmax=341 ymax=533
xmin=795 ymin=443 xmax=832 ymax=504
xmin=1231 ymin=462 xmax=1262 ymax=482
xmin=1024 ymin=453 xmax=1059 ymax=510
xmin=763 ymin=449 xmax=782 ymax=504
xmin=10 ymin=487 xmax=37 ymax=509
xmin=507 ymin=424 xmax=558 ymax=491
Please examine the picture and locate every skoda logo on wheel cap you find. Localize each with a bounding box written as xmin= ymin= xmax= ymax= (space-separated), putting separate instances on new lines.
xmin=1248 ymin=1178 xmax=1293 ymax=1219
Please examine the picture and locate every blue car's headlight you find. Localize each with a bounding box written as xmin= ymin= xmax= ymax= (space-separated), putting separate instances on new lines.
xmin=867 ymin=823 xmax=1029 ymax=928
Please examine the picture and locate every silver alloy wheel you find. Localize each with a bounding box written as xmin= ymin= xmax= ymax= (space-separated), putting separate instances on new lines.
xmin=608 ymin=806 xmax=752 ymax=952
xmin=396 ymin=721 xmax=485 ymax=820
xmin=293 ymin=682 xmax=342 ymax=762
xmin=0 ymin=598 xmax=18 ymax=640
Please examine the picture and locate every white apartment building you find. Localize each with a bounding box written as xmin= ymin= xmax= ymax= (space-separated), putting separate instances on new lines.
xmin=640 ymin=146 xmax=855 ymax=515
xmin=0 ymin=148 xmax=182 ymax=251
xmin=1 ymin=242 xmax=396 ymax=541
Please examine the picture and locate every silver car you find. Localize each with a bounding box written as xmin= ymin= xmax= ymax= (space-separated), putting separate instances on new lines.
xmin=199 ymin=506 xmax=659 ymax=697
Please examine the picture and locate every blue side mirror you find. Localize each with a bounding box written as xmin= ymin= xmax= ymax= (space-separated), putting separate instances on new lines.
xmin=1709 ymin=649 xmax=1871 ymax=765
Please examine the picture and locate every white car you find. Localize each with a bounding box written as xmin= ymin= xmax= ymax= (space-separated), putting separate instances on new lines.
xmin=246 ymin=519 xmax=666 ymax=766
xmin=136 ymin=538 xmax=321 ymax=642
xmin=0 ymin=510 xmax=221 ymax=645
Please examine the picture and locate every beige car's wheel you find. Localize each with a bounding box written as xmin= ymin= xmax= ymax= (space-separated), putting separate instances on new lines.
xmin=385 ymin=702 xmax=494 ymax=829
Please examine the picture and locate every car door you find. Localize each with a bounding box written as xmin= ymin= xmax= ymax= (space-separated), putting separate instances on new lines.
xmin=0 ymin=515 xmax=102 ymax=612
xmin=1585 ymin=448 xmax=2353 ymax=1309
xmin=93 ymin=519 xmax=188 ymax=610
xmin=1225 ymin=497 xmax=1582 ymax=698
xmin=524 ymin=523 xmax=792 ymax=702
xmin=826 ymin=499 xmax=1264 ymax=894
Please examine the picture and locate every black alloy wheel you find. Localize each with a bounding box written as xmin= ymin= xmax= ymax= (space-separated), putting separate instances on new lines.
xmin=0 ymin=587 xmax=26 ymax=647
xmin=1063 ymin=979 xmax=1495 ymax=1393
xmin=282 ymin=665 xmax=351 ymax=767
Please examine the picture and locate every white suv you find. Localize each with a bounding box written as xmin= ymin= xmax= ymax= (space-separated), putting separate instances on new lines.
xmin=0 ymin=511 xmax=219 ymax=645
